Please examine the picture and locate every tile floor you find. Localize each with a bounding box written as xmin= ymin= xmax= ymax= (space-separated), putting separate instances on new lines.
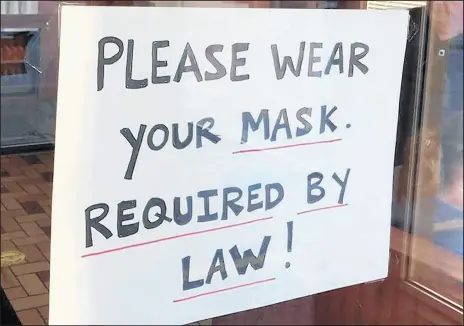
xmin=1 ymin=151 xmax=212 ymax=325
xmin=1 ymin=152 xmax=53 ymax=325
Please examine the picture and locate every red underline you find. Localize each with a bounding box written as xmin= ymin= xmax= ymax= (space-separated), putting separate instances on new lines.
xmin=297 ymin=203 xmax=348 ymax=215
xmin=173 ymin=277 xmax=276 ymax=303
xmin=81 ymin=216 xmax=273 ymax=258
xmin=232 ymin=138 xmax=342 ymax=154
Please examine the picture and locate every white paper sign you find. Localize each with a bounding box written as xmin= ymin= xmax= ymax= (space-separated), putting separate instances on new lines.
xmin=50 ymin=6 xmax=408 ymax=325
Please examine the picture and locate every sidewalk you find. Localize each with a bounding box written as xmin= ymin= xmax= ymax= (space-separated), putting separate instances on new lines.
xmin=1 ymin=152 xmax=212 ymax=325
xmin=1 ymin=152 xmax=54 ymax=325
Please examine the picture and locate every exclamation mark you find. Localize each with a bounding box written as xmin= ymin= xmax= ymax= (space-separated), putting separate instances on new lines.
xmin=285 ymin=221 xmax=293 ymax=268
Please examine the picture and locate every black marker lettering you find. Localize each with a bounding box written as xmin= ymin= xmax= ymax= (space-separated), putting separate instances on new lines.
xmin=147 ymin=124 xmax=169 ymax=151
xmin=325 ymin=42 xmax=344 ymax=75
xmin=85 ymin=203 xmax=112 ymax=248
xmin=270 ymin=108 xmax=292 ymax=141
xmin=197 ymin=189 xmax=218 ymax=223
xmin=247 ymin=183 xmax=263 ymax=212
xmin=308 ymin=42 xmax=323 ymax=77
xmin=172 ymin=122 xmax=194 ymax=150
xmin=196 ymin=118 xmax=221 ymax=148
xmin=97 ymin=36 xmax=124 ymax=91
xmin=117 ymin=200 xmax=139 ymax=238
xmin=174 ymin=42 xmax=203 ymax=82
xmin=229 ymin=236 xmax=271 ymax=275
xmin=241 ymin=110 xmax=270 ymax=144
xmin=296 ymin=107 xmax=312 ymax=137
xmin=126 ymin=39 xmax=148 ymax=89
xmin=182 ymin=256 xmax=204 ymax=291
xmin=205 ymin=249 xmax=228 ymax=284
xmin=121 ymin=124 xmax=146 ymax=180
xmin=333 ymin=169 xmax=351 ymax=204
xmin=271 ymin=42 xmax=305 ymax=80
xmin=205 ymin=44 xmax=227 ymax=81
xmin=307 ymin=172 xmax=325 ymax=204
xmin=143 ymin=197 xmax=172 ymax=229
xmin=222 ymin=187 xmax=244 ymax=220
xmin=320 ymin=105 xmax=338 ymax=133
xmin=349 ymin=42 xmax=369 ymax=77
xmin=152 ymin=40 xmax=171 ymax=84
xmin=230 ymin=43 xmax=250 ymax=82
xmin=265 ymin=183 xmax=284 ymax=210
xmin=173 ymin=196 xmax=193 ymax=226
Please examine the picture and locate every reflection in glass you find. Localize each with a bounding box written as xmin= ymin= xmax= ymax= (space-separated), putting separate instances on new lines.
xmin=399 ymin=0 xmax=463 ymax=307
xmin=0 ymin=1 xmax=56 ymax=149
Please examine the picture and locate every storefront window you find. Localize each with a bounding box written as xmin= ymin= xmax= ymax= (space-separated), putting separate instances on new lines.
xmin=406 ymin=0 xmax=463 ymax=308
xmin=1 ymin=1 xmax=39 ymax=15
xmin=366 ymin=1 xmax=427 ymax=10
xmin=1 ymin=1 xmax=462 ymax=325
xmin=1 ymin=1 xmax=57 ymax=151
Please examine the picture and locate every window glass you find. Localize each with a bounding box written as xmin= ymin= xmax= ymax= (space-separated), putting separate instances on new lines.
xmin=366 ymin=1 xmax=427 ymax=10
xmin=407 ymin=0 xmax=463 ymax=307
xmin=1 ymin=1 xmax=57 ymax=150
xmin=1 ymin=1 xmax=39 ymax=15
xmin=1 ymin=1 xmax=462 ymax=324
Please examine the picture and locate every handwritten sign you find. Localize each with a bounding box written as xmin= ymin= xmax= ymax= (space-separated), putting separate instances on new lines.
xmin=50 ymin=6 xmax=409 ymax=325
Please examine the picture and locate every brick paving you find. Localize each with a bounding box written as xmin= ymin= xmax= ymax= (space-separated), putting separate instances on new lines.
xmin=1 ymin=151 xmax=212 ymax=325
xmin=1 ymin=152 xmax=53 ymax=325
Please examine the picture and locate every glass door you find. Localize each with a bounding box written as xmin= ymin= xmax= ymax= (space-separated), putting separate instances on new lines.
xmin=311 ymin=1 xmax=463 ymax=325
xmin=210 ymin=1 xmax=464 ymax=325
